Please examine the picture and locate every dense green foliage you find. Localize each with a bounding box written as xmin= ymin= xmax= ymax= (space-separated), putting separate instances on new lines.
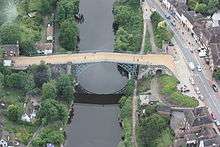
xmin=57 ymin=0 xmax=79 ymax=51
xmin=137 ymin=105 xmax=173 ymax=147
xmin=0 ymin=72 xmax=4 ymax=88
xmin=151 ymin=12 xmax=173 ymax=49
xmin=59 ymin=18 xmax=79 ymax=51
xmin=4 ymin=71 xmax=35 ymax=92
xmin=159 ymin=75 xmax=199 ymax=107
xmin=113 ymin=0 xmax=143 ymax=52
xmin=57 ymin=0 xmax=79 ymax=23
xmin=213 ymin=68 xmax=220 ymax=80
xmin=31 ymin=62 xmax=51 ymax=88
xmin=37 ymin=99 xmax=69 ymax=125
xmin=188 ymin=0 xmax=219 ymax=15
xmin=124 ymin=79 xmax=135 ymax=96
xmin=42 ymin=80 xmax=57 ymax=100
xmin=56 ymin=74 xmax=75 ymax=103
xmin=32 ymin=127 xmax=65 ymax=146
xmin=0 ymin=23 xmax=21 ymax=44
xmin=119 ymin=96 xmax=132 ymax=147
xmin=7 ymin=104 xmax=23 ymax=122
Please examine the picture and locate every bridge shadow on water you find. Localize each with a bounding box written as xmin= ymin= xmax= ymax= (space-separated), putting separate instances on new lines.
xmin=74 ymin=93 xmax=123 ymax=104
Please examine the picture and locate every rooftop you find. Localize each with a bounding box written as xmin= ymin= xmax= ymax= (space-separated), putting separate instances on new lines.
xmin=184 ymin=107 xmax=212 ymax=127
xmin=0 ymin=44 xmax=19 ymax=58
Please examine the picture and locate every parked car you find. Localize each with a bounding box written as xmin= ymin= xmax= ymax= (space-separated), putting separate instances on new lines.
xmin=214 ymin=120 xmax=220 ymax=126
xmin=165 ymin=14 xmax=171 ymax=19
xmin=195 ymin=87 xmax=200 ymax=94
xmin=197 ymin=65 xmax=202 ymax=72
xmin=212 ymin=84 xmax=218 ymax=92
xmin=188 ymin=62 xmax=195 ymax=71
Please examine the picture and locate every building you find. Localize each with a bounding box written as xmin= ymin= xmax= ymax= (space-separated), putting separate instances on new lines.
xmin=0 ymin=139 xmax=7 ymax=147
xmin=162 ymin=0 xmax=186 ymax=11
xmin=193 ymin=26 xmax=220 ymax=71
xmin=46 ymin=24 xmax=53 ymax=41
xmin=0 ymin=43 xmax=19 ymax=58
xmin=35 ymin=42 xmax=53 ymax=55
xmin=184 ymin=107 xmax=213 ymax=131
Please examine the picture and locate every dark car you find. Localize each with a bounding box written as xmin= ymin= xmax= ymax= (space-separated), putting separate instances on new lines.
xmin=212 ymin=84 xmax=218 ymax=92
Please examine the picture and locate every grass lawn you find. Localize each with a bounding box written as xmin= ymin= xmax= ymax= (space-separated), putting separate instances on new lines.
xmin=3 ymin=118 xmax=39 ymax=145
xmin=155 ymin=128 xmax=174 ymax=147
xmin=0 ymin=88 xmax=39 ymax=145
xmin=159 ymin=75 xmax=199 ymax=107
xmin=0 ymin=88 xmax=25 ymax=105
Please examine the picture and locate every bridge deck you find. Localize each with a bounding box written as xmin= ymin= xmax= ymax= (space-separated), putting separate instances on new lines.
xmin=11 ymin=52 xmax=176 ymax=73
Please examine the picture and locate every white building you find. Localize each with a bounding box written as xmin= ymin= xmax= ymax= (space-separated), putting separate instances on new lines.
xmin=0 ymin=139 xmax=8 ymax=147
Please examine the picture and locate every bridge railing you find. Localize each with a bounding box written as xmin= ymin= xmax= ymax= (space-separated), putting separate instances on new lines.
xmin=30 ymin=49 xmax=168 ymax=57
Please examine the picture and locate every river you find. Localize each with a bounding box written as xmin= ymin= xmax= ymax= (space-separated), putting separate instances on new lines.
xmin=65 ymin=0 xmax=126 ymax=146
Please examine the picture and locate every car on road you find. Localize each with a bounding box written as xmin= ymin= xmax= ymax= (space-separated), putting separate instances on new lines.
xmin=214 ymin=120 xmax=220 ymax=126
xmin=170 ymin=21 xmax=176 ymax=27
xmin=188 ymin=62 xmax=195 ymax=71
xmin=197 ymin=65 xmax=202 ymax=72
xmin=165 ymin=14 xmax=171 ymax=19
xmin=212 ymin=84 xmax=218 ymax=92
xmin=198 ymin=95 xmax=204 ymax=101
xmin=195 ymin=87 xmax=200 ymax=94
xmin=189 ymin=77 xmax=195 ymax=85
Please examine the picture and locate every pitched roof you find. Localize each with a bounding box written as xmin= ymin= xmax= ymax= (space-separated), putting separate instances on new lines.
xmin=0 ymin=44 xmax=19 ymax=57
xmin=35 ymin=42 xmax=53 ymax=51
xmin=185 ymin=107 xmax=212 ymax=127
xmin=209 ymin=43 xmax=220 ymax=66
xmin=203 ymin=136 xmax=220 ymax=147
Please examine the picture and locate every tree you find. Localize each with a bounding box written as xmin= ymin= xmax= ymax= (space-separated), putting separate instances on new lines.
xmin=0 ymin=23 xmax=21 ymax=44
xmin=59 ymin=18 xmax=79 ymax=51
xmin=56 ymin=74 xmax=75 ymax=103
xmin=37 ymin=99 xmax=68 ymax=124
xmin=124 ymin=79 xmax=135 ymax=96
xmin=57 ymin=0 xmax=79 ymax=22
xmin=140 ymin=114 xmax=168 ymax=146
xmin=20 ymin=39 xmax=37 ymax=56
xmin=150 ymin=12 xmax=163 ymax=27
xmin=113 ymin=5 xmax=133 ymax=28
xmin=0 ymin=72 xmax=4 ymax=88
xmin=32 ymin=128 xmax=64 ymax=146
xmin=119 ymin=96 xmax=132 ymax=119
xmin=195 ymin=3 xmax=208 ymax=14
xmin=7 ymin=104 xmax=23 ymax=122
xmin=0 ymin=47 xmax=4 ymax=58
xmin=214 ymin=68 xmax=220 ymax=80
xmin=4 ymin=71 xmax=35 ymax=92
xmin=42 ymin=80 xmax=57 ymax=100
xmin=31 ymin=62 xmax=51 ymax=88
xmin=207 ymin=0 xmax=219 ymax=14
xmin=114 ymin=27 xmax=134 ymax=52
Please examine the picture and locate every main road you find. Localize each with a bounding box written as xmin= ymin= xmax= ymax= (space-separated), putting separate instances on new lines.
xmin=145 ymin=0 xmax=220 ymax=120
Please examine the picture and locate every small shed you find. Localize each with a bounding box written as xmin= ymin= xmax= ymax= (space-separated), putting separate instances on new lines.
xmin=3 ymin=60 xmax=12 ymax=67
